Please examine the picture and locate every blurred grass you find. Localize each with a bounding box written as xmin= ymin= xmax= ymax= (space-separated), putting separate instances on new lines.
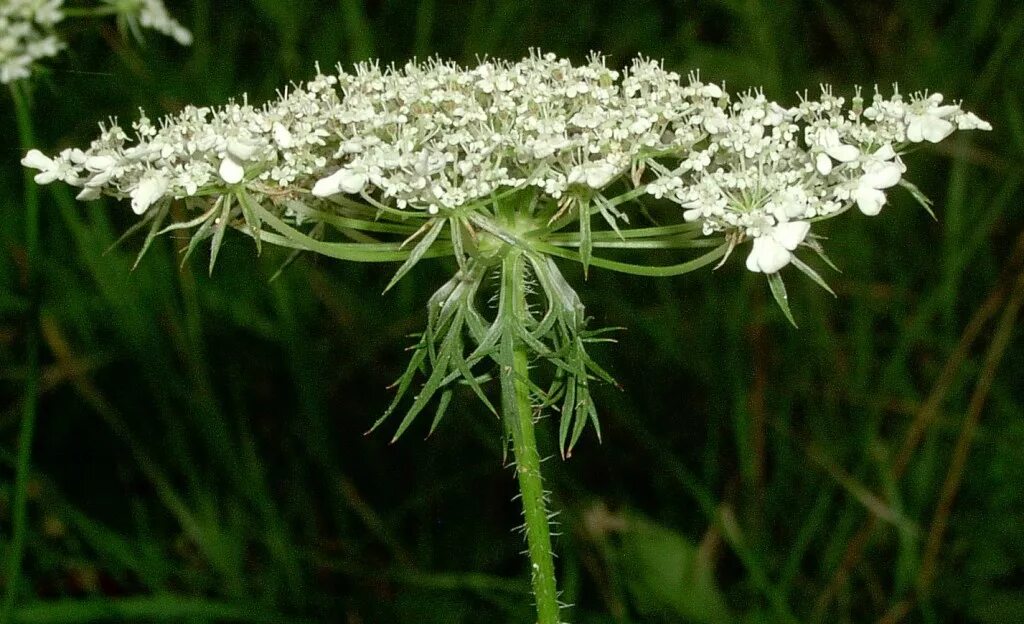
xmin=1 ymin=0 xmax=1022 ymax=622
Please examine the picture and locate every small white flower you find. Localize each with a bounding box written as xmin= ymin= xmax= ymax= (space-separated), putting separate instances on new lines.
xmin=957 ymin=111 xmax=992 ymax=131
xmin=769 ymin=186 xmax=811 ymax=221
xmin=906 ymin=93 xmax=959 ymax=143
xmin=85 ymin=155 xmax=117 ymax=173
xmin=813 ymin=128 xmax=860 ymax=175
xmin=226 ymin=139 xmax=257 ymax=162
xmin=312 ymin=167 xmax=368 ymax=197
xmin=854 ymin=160 xmax=903 ymax=216
xmin=745 ymin=221 xmax=811 ymax=274
xmin=21 ymin=148 xmax=82 ymax=185
xmin=567 ymin=161 xmax=619 ymax=190
xmin=21 ymin=149 xmax=59 ymax=184
xmin=273 ymin=122 xmax=294 ymax=148
xmin=217 ymin=139 xmax=259 ymax=184
xmin=130 ymin=175 xmax=168 ymax=215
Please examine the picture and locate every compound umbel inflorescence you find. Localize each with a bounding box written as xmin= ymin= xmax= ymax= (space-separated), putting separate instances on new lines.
xmin=23 ymin=52 xmax=988 ymax=278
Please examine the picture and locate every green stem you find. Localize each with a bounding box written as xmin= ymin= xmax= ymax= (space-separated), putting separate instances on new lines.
xmin=3 ymin=83 xmax=41 ymax=624
xmin=499 ymin=251 xmax=560 ymax=624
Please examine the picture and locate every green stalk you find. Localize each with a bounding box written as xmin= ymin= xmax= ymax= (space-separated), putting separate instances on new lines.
xmin=3 ymin=83 xmax=41 ymax=624
xmin=499 ymin=250 xmax=560 ymax=624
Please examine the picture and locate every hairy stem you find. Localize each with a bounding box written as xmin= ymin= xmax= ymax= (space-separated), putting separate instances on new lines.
xmin=3 ymin=83 xmax=41 ymax=624
xmin=499 ymin=250 xmax=560 ymax=624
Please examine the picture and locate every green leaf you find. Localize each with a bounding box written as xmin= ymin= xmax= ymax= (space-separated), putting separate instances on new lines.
xmin=292 ymin=200 xmax=421 ymax=235
xmin=181 ymin=198 xmax=221 ymax=267
xmin=155 ymin=204 xmax=219 ymax=237
xmin=384 ymin=218 xmax=447 ymax=293
xmin=790 ymin=256 xmax=836 ymax=297
xmin=534 ymin=241 xmax=729 ymax=277
xmin=370 ymin=337 xmax=429 ymax=434
xmin=390 ymin=322 xmax=459 ymax=442
xmin=253 ymin=207 xmax=453 ymax=262
xmin=104 ymin=206 xmax=160 ymax=257
xmin=804 ymin=237 xmax=842 ymax=273
xmin=208 ymin=194 xmax=233 ymax=275
xmin=898 ymin=179 xmax=937 ymax=220
xmin=428 ymin=389 xmax=454 ymax=436
xmin=579 ymin=198 xmax=593 ymax=277
xmin=132 ymin=201 xmax=170 ymax=270
xmin=767 ymin=272 xmax=798 ymax=328
xmin=235 ymin=190 xmax=263 ymax=255
xmin=557 ymin=379 xmax=577 ymax=457
xmin=531 ymin=220 xmax=699 ymax=241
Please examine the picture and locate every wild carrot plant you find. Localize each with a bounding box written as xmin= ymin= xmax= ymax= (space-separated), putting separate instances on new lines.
xmin=22 ymin=52 xmax=989 ymax=623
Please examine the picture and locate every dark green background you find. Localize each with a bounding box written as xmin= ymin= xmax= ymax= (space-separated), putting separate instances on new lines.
xmin=2 ymin=0 xmax=1022 ymax=622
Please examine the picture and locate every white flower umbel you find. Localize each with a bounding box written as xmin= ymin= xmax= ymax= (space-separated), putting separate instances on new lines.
xmin=1 ymin=0 xmax=66 ymax=84
xmin=22 ymin=53 xmax=989 ymax=280
xmin=1 ymin=0 xmax=190 ymax=85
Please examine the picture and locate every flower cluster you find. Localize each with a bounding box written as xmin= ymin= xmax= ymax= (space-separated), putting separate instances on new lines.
xmin=23 ymin=52 xmax=989 ymax=276
xmin=654 ymin=87 xmax=990 ymax=273
xmin=0 ymin=0 xmax=190 ymax=85
xmin=1 ymin=0 xmax=65 ymax=84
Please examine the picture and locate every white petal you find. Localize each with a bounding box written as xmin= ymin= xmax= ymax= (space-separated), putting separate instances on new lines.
xmin=87 ymin=169 xmax=114 ymax=187
xmin=585 ymin=163 xmax=617 ymax=189
xmin=854 ymin=186 xmax=886 ymax=216
xmin=815 ymin=153 xmax=833 ymax=175
xmin=861 ymin=162 xmax=902 ymax=190
xmin=337 ymin=170 xmax=368 ymax=194
xmin=906 ymin=117 xmax=926 ymax=143
xmin=33 ymin=171 xmax=59 ymax=185
xmin=85 ymin=155 xmax=116 ymax=172
xmin=703 ymin=116 xmax=726 ymax=134
xmin=683 ymin=208 xmax=702 ymax=222
xmin=312 ymin=168 xmax=367 ymax=197
xmin=226 ymin=140 xmax=257 ymax=162
xmin=921 ymin=117 xmax=955 ymax=143
xmin=703 ymin=83 xmax=723 ymax=98
xmin=932 ymin=104 xmax=960 ymax=118
xmin=746 ymin=236 xmax=791 ymax=274
xmin=629 ymin=118 xmax=653 ymax=134
xmin=819 ymin=128 xmax=841 ymax=147
xmin=872 ymin=143 xmax=896 ymax=161
xmin=957 ymin=112 xmax=992 ymax=131
xmin=311 ymin=170 xmax=345 ymax=197
xmin=130 ymin=177 xmax=167 ymax=215
xmin=772 ymin=221 xmax=811 ymax=250
xmin=21 ymin=149 xmax=54 ymax=172
xmin=273 ymin=123 xmax=293 ymax=148
xmin=219 ymin=157 xmax=245 ymax=184
xmin=825 ymin=143 xmax=860 ymax=162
